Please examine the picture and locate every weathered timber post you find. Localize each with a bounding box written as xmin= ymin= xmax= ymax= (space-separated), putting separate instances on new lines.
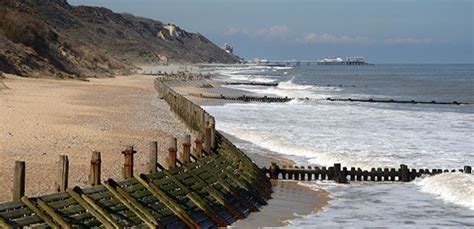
xmin=400 ymin=164 xmax=409 ymax=182
xmin=350 ymin=167 xmax=356 ymax=181
xmin=55 ymin=155 xmax=69 ymax=192
xmin=89 ymin=151 xmax=101 ymax=186
xmin=181 ymin=135 xmax=191 ymax=163
xmin=13 ymin=161 xmax=25 ymax=201
xmin=333 ymin=163 xmax=341 ymax=182
xmin=370 ymin=168 xmax=376 ymax=181
xmin=383 ymin=168 xmax=389 ymax=181
xmin=464 ymin=166 xmax=472 ymax=174
xmin=357 ymin=168 xmax=362 ymax=181
xmin=148 ymin=141 xmax=158 ymax=173
xmin=321 ymin=167 xmax=327 ymax=180
xmin=342 ymin=167 xmax=348 ymax=183
xmin=168 ymin=137 xmax=177 ymax=169
xmin=204 ymin=127 xmax=212 ymax=154
xmin=269 ymin=162 xmax=280 ymax=179
xmin=122 ymin=146 xmax=137 ymax=179
xmin=194 ymin=133 xmax=204 ymax=158
xmin=294 ymin=166 xmax=300 ymax=180
xmin=209 ymin=118 xmax=216 ymax=150
xmin=333 ymin=163 xmax=347 ymax=183
xmin=307 ymin=166 xmax=312 ymax=181
xmin=377 ymin=168 xmax=383 ymax=181
xmin=390 ymin=168 xmax=396 ymax=181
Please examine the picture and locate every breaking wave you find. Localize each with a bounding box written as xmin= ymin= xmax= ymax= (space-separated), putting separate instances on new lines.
xmin=416 ymin=173 xmax=474 ymax=210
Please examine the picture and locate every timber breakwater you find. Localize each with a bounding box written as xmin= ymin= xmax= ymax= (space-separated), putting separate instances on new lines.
xmin=262 ymin=163 xmax=472 ymax=184
xmin=0 ymin=76 xmax=271 ymax=228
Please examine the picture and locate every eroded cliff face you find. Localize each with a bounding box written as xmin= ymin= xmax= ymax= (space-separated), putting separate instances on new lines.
xmin=0 ymin=0 xmax=239 ymax=78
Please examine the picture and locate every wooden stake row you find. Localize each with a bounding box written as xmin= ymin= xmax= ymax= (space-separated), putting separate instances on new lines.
xmin=10 ymin=134 xmax=205 ymax=202
xmin=264 ymin=163 xmax=473 ymax=183
xmin=155 ymin=78 xmax=216 ymax=151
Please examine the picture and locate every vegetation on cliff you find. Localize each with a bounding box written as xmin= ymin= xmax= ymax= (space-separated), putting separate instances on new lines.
xmin=0 ymin=0 xmax=239 ymax=78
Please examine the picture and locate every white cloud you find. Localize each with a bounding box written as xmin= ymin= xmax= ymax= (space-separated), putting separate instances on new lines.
xmin=297 ymin=32 xmax=370 ymax=45
xmin=224 ymin=25 xmax=288 ymax=39
xmin=224 ymin=26 xmax=240 ymax=36
xmin=384 ymin=37 xmax=433 ymax=45
xmin=256 ymin=25 xmax=289 ymax=39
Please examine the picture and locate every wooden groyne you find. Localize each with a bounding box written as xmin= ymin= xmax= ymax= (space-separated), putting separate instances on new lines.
xmin=224 ymin=82 xmax=279 ymax=87
xmin=0 ymin=77 xmax=272 ymax=228
xmin=197 ymin=94 xmax=292 ymax=103
xmin=262 ymin=163 xmax=472 ymax=183
xmin=326 ymin=97 xmax=470 ymax=105
xmin=144 ymin=71 xmax=211 ymax=80
xmin=0 ymin=137 xmax=270 ymax=228
xmin=189 ymin=93 xmax=470 ymax=106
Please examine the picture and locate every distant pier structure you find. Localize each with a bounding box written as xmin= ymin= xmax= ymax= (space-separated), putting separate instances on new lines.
xmin=344 ymin=57 xmax=368 ymax=65
xmin=249 ymin=56 xmax=373 ymax=67
xmin=316 ymin=56 xmax=371 ymax=65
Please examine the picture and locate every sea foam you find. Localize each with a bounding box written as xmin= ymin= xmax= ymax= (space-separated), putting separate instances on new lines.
xmin=416 ymin=173 xmax=474 ymax=210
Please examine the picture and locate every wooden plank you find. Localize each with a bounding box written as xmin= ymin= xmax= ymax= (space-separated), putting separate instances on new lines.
xmin=8 ymin=215 xmax=43 ymax=227
xmin=36 ymin=198 xmax=71 ymax=229
xmin=0 ymin=206 xmax=31 ymax=219
xmin=40 ymin=192 xmax=70 ymax=203
xmin=204 ymin=186 xmax=244 ymax=219
xmin=181 ymin=163 xmax=245 ymax=219
xmin=0 ymin=216 xmax=12 ymax=229
xmin=47 ymin=198 xmax=78 ymax=209
xmin=134 ymin=174 xmax=200 ymax=229
xmin=67 ymin=188 xmax=115 ymax=228
xmin=103 ymin=180 xmax=158 ymax=228
xmin=195 ymin=157 xmax=268 ymax=204
xmin=186 ymin=192 xmax=228 ymax=227
xmin=20 ymin=197 xmax=58 ymax=228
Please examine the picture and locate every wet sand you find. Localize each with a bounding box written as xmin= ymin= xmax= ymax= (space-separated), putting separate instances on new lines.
xmin=0 ymin=74 xmax=190 ymax=202
xmin=232 ymin=180 xmax=330 ymax=228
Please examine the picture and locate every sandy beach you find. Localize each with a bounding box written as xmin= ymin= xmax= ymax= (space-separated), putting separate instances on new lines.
xmin=0 ymin=68 xmax=330 ymax=226
xmin=0 ymin=73 xmax=190 ymax=202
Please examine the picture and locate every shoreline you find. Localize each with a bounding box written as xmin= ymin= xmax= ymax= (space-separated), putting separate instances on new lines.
xmin=169 ymin=72 xmax=332 ymax=227
xmin=1 ymin=65 xmax=331 ymax=227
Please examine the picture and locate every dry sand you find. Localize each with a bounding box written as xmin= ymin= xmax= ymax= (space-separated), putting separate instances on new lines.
xmin=0 ymin=74 xmax=190 ymax=202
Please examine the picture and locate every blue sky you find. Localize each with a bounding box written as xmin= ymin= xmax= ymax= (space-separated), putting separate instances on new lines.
xmin=70 ymin=0 xmax=473 ymax=63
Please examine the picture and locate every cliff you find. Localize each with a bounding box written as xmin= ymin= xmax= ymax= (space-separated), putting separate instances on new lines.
xmin=0 ymin=0 xmax=239 ymax=78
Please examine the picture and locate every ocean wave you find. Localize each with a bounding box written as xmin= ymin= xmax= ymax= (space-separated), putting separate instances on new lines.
xmin=225 ymin=74 xmax=277 ymax=83
xmin=215 ymin=120 xmax=374 ymax=169
xmin=277 ymin=78 xmax=313 ymax=90
xmin=416 ymin=173 xmax=474 ymax=210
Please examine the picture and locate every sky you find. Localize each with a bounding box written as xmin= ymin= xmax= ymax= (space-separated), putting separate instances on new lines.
xmin=69 ymin=0 xmax=473 ymax=64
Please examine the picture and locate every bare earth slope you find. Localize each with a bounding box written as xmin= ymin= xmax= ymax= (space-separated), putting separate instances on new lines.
xmin=0 ymin=0 xmax=239 ymax=78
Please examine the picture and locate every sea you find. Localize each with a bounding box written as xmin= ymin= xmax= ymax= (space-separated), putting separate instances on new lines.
xmin=201 ymin=64 xmax=474 ymax=227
